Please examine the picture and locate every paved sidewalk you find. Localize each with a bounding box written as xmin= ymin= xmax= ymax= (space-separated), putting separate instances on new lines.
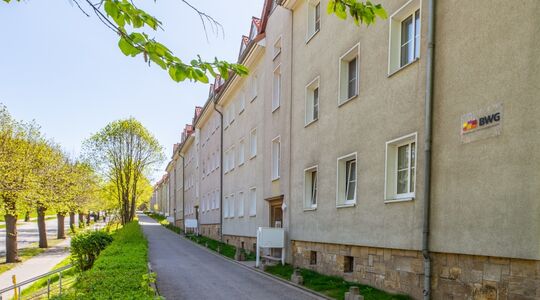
xmin=139 ymin=213 xmax=322 ymax=300
xmin=0 ymin=238 xmax=70 ymax=299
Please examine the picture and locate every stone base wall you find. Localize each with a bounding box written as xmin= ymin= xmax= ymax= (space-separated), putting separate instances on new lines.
xmin=224 ymin=234 xmax=257 ymax=254
xmin=200 ymin=224 xmax=220 ymax=241
xmin=292 ymin=240 xmax=540 ymax=300
xmin=174 ymin=219 xmax=183 ymax=229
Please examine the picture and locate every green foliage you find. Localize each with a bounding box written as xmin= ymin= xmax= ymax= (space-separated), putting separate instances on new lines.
xmin=327 ymin=0 xmax=387 ymax=26
xmin=265 ymin=264 xmax=411 ymax=300
xmin=70 ymin=230 xmax=113 ymax=271
xmin=64 ymin=222 xmax=157 ymax=300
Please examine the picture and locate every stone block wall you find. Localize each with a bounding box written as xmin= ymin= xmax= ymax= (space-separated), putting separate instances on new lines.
xmin=292 ymin=240 xmax=540 ymax=300
xmin=224 ymin=234 xmax=257 ymax=254
xmin=200 ymin=224 xmax=220 ymax=241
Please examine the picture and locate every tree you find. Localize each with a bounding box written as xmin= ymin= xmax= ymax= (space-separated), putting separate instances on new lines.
xmin=84 ymin=118 xmax=164 ymax=224
xmin=0 ymin=105 xmax=44 ymax=262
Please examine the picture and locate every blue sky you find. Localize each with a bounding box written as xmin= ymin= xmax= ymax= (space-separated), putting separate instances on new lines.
xmin=0 ymin=0 xmax=263 ymax=182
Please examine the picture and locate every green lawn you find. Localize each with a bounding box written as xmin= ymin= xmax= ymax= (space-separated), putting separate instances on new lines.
xmin=265 ymin=264 xmax=411 ymax=300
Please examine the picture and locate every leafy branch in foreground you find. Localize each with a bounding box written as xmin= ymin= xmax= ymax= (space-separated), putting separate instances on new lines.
xmin=3 ymin=0 xmax=249 ymax=83
xmin=327 ymin=0 xmax=387 ymax=26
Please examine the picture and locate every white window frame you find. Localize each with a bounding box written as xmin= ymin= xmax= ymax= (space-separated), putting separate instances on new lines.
xmin=306 ymin=0 xmax=321 ymax=43
xmin=338 ymin=43 xmax=360 ymax=106
xmin=229 ymin=145 xmax=235 ymax=172
xmin=250 ymin=128 xmax=257 ymax=159
xmin=249 ymin=187 xmax=257 ymax=217
xmin=303 ymin=165 xmax=318 ymax=210
xmin=238 ymin=92 xmax=246 ymax=114
xmin=238 ymin=138 xmax=245 ymax=166
xmin=229 ymin=193 xmax=235 ymax=218
xmin=273 ymin=35 xmax=282 ymax=60
xmin=385 ymin=132 xmax=417 ymax=203
xmin=305 ymin=76 xmax=320 ymax=126
xmin=224 ymin=196 xmax=229 ymax=218
xmin=388 ymin=0 xmax=421 ymax=75
xmin=271 ymin=136 xmax=281 ymax=181
xmin=272 ymin=65 xmax=281 ymax=112
xmin=237 ymin=191 xmax=244 ymax=217
xmin=251 ymin=73 xmax=258 ymax=101
xmin=336 ymin=152 xmax=357 ymax=207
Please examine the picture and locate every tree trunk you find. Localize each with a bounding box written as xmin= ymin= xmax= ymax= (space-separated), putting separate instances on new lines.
xmin=37 ymin=206 xmax=48 ymax=248
xmin=69 ymin=212 xmax=75 ymax=232
xmin=57 ymin=213 xmax=66 ymax=239
xmin=5 ymin=214 xmax=19 ymax=263
xmin=24 ymin=211 xmax=30 ymax=222
xmin=86 ymin=212 xmax=90 ymax=225
xmin=130 ymin=197 xmax=136 ymax=222
xmin=78 ymin=213 xmax=84 ymax=227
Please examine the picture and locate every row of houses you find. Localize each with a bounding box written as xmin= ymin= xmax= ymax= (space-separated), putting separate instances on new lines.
xmin=150 ymin=0 xmax=540 ymax=299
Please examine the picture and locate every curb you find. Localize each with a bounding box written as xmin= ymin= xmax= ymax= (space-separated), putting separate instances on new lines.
xmin=157 ymin=223 xmax=332 ymax=300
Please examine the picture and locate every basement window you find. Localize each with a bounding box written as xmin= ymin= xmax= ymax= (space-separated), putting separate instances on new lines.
xmin=344 ymin=256 xmax=354 ymax=273
xmin=310 ymin=251 xmax=318 ymax=265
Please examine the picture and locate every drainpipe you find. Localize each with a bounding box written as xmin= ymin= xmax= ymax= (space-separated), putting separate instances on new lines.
xmin=212 ymin=99 xmax=224 ymax=242
xmin=422 ymin=0 xmax=436 ymax=299
xmin=174 ymin=160 xmax=177 ymax=225
xmin=179 ymin=153 xmax=185 ymax=234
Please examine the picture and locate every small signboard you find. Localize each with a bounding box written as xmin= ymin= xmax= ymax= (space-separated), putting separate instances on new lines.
xmin=256 ymin=227 xmax=285 ymax=267
xmin=461 ymin=103 xmax=503 ymax=144
xmin=185 ymin=219 xmax=198 ymax=229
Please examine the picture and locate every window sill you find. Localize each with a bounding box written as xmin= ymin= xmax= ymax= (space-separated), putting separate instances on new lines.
xmin=272 ymin=105 xmax=280 ymax=113
xmin=272 ymin=51 xmax=281 ymax=61
xmin=272 ymin=176 xmax=280 ymax=182
xmin=388 ymin=57 xmax=419 ymax=78
xmin=304 ymin=118 xmax=318 ymax=128
xmin=338 ymin=94 xmax=358 ymax=108
xmin=336 ymin=203 xmax=356 ymax=209
xmin=251 ymin=96 xmax=257 ymax=103
xmin=250 ymin=154 xmax=257 ymax=160
xmin=303 ymin=206 xmax=317 ymax=212
xmin=305 ymin=29 xmax=320 ymax=44
xmin=239 ymin=162 xmax=244 ymax=167
xmin=239 ymin=109 xmax=245 ymax=115
xmin=384 ymin=197 xmax=414 ymax=204
xmin=249 ymin=214 xmax=257 ymax=217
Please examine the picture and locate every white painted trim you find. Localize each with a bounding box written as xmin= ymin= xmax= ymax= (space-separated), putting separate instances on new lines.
xmin=303 ymin=165 xmax=319 ymax=210
xmin=305 ymin=0 xmax=321 ymax=43
xmin=336 ymin=152 xmax=358 ymax=207
xmin=384 ymin=132 xmax=417 ymax=201
xmin=249 ymin=127 xmax=257 ymax=159
xmin=272 ymin=64 xmax=282 ymax=112
xmin=271 ymin=135 xmax=281 ymax=181
xmin=273 ymin=35 xmax=282 ymax=60
xmin=337 ymin=43 xmax=360 ymax=106
xmin=305 ymin=76 xmax=320 ymax=126
xmin=387 ymin=0 xmax=422 ymax=75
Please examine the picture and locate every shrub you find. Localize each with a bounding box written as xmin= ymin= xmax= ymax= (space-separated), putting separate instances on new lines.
xmin=64 ymin=222 xmax=157 ymax=300
xmin=70 ymin=230 xmax=113 ymax=271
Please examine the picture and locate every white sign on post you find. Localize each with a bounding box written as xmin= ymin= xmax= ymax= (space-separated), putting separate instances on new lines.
xmin=256 ymin=227 xmax=285 ymax=267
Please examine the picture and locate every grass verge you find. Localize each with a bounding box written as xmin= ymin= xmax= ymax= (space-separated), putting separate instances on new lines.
xmin=265 ymin=264 xmax=411 ymax=300
xmin=61 ymin=222 xmax=157 ymax=299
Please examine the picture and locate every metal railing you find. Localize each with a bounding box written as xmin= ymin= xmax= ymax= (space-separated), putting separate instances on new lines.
xmin=0 ymin=264 xmax=73 ymax=300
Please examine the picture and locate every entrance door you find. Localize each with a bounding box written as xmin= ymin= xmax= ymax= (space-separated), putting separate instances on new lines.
xmin=268 ymin=198 xmax=283 ymax=258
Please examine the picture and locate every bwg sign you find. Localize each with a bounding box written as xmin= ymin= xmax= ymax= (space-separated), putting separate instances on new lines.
xmin=461 ymin=103 xmax=503 ymax=143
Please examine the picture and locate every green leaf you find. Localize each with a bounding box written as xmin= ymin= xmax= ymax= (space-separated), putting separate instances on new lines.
xmin=104 ymin=1 xmax=119 ymax=19
xmin=118 ymin=37 xmax=141 ymax=57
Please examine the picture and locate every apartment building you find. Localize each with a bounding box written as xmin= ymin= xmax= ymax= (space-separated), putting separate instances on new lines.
xmin=194 ymin=98 xmax=222 ymax=240
xmin=281 ymin=0 xmax=540 ymax=299
xmin=153 ymin=0 xmax=539 ymax=298
xmin=164 ymin=142 xmax=185 ymax=228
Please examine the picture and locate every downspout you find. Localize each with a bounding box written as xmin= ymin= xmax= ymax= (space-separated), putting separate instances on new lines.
xmin=174 ymin=162 xmax=177 ymax=225
xmin=422 ymin=0 xmax=435 ymax=299
xmin=179 ymin=153 xmax=185 ymax=234
xmin=212 ymin=99 xmax=224 ymax=242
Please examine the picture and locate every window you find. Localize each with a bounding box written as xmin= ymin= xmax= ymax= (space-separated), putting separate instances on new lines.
xmin=307 ymin=0 xmax=321 ymax=40
xmin=272 ymin=65 xmax=281 ymax=111
xmin=310 ymin=251 xmax=317 ymax=265
xmin=304 ymin=166 xmax=318 ymax=209
xmin=344 ymin=256 xmax=354 ymax=273
xmin=216 ymin=190 xmax=220 ymax=208
xmin=238 ymin=139 xmax=245 ymax=166
xmin=251 ymin=74 xmax=258 ymax=101
xmin=273 ymin=36 xmax=282 ymax=60
xmin=338 ymin=44 xmax=359 ymax=105
xmin=271 ymin=137 xmax=281 ymax=180
xmin=224 ymin=196 xmax=229 ymax=218
xmin=337 ymin=153 xmax=357 ymax=206
xmin=230 ymin=146 xmax=235 ymax=171
xmin=239 ymin=92 xmax=246 ymax=114
xmin=230 ymin=103 xmax=235 ymax=123
xmin=229 ymin=193 xmax=235 ymax=218
xmin=250 ymin=128 xmax=257 ymax=158
xmin=385 ymin=133 xmax=417 ymax=201
xmin=237 ymin=191 xmax=244 ymax=217
xmin=305 ymin=77 xmax=320 ymax=125
xmin=224 ymin=149 xmax=229 ymax=173
xmin=249 ymin=187 xmax=257 ymax=216
xmin=388 ymin=0 xmax=421 ymax=74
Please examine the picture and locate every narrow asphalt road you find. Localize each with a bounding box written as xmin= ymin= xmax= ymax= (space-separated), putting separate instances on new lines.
xmin=139 ymin=214 xmax=322 ymax=300
xmin=0 ymin=217 xmax=70 ymax=257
